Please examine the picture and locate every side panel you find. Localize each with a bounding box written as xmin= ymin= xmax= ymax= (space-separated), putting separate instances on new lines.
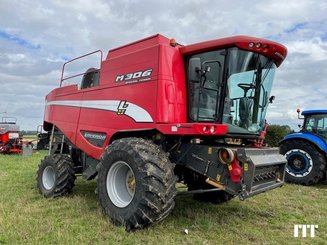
xmin=76 ymin=82 xmax=157 ymax=159
xmin=45 ymin=43 xmax=161 ymax=159
xmin=156 ymin=44 xmax=187 ymax=123
xmin=100 ymin=45 xmax=159 ymax=87
xmin=0 ymin=133 xmax=9 ymax=143
xmin=44 ymin=85 xmax=83 ymax=145
xmin=44 ymin=35 xmax=189 ymax=160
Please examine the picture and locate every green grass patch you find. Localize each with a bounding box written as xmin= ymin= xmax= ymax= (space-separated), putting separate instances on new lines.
xmin=0 ymin=153 xmax=327 ymax=244
xmin=22 ymin=134 xmax=37 ymax=142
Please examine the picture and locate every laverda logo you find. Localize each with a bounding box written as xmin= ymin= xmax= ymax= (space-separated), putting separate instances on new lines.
xmin=82 ymin=131 xmax=107 ymax=147
xmin=84 ymin=132 xmax=106 ymax=140
xmin=115 ymin=69 xmax=152 ymax=83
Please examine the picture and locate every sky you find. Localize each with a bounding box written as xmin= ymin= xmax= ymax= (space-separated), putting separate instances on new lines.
xmin=0 ymin=0 xmax=326 ymax=130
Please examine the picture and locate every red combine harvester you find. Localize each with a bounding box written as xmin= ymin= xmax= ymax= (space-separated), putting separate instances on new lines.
xmin=37 ymin=34 xmax=287 ymax=230
xmin=0 ymin=117 xmax=22 ymax=153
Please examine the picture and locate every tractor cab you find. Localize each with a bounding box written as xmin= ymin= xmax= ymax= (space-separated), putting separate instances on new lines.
xmin=300 ymin=110 xmax=327 ymax=140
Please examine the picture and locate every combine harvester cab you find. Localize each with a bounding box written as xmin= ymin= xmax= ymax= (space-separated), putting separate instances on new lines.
xmin=0 ymin=117 xmax=22 ymax=153
xmin=37 ymin=34 xmax=287 ymax=230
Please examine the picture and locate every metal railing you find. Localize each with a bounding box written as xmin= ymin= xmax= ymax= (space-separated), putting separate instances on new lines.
xmin=60 ymin=50 xmax=103 ymax=87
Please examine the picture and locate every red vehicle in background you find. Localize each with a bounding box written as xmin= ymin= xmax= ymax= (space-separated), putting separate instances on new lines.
xmin=37 ymin=34 xmax=287 ymax=230
xmin=0 ymin=117 xmax=22 ymax=154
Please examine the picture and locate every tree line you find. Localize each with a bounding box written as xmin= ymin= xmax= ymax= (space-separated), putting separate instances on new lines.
xmin=265 ymin=124 xmax=295 ymax=147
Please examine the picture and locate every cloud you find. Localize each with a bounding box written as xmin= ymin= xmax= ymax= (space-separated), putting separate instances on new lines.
xmin=268 ymin=35 xmax=327 ymax=129
xmin=0 ymin=0 xmax=326 ymax=130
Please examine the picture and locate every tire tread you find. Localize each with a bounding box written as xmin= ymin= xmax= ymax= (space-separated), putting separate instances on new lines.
xmin=97 ymin=137 xmax=177 ymax=230
xmin=37 ymin=154 xmax=76 ymax=197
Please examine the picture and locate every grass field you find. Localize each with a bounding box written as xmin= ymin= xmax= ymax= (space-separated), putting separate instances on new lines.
xmin=0 ymin=152 xmax=326 ymax=244
xmin=22 ymin=135 xmax=37 ymax=140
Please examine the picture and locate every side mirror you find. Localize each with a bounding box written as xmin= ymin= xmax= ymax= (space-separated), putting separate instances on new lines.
xmin=297 ymin=108 xmax=304 ymax=119
xmin=188 ymin=58 xmax=201 ymax=83
xmin=269 ymin=95 xmax=275 ymax=103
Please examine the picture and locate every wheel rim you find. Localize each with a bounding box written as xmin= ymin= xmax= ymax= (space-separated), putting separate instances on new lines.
xmin=285 ymin=149 xmax=313 ymax=177
xmin=106 ymin=161 xmax=135 ymax=208
xmin=42 ymin=166 xmax=56 ymax=190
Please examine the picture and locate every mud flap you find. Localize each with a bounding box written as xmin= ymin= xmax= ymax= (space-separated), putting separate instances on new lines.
xmin=237 ymin=148 xmax=286 ymax=200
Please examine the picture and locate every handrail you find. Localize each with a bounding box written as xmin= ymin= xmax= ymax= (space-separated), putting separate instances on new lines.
xmin=60 ymin=50 xmax=103 ymax=87
xmin=1 ymin=116 xmax=17 ymax=123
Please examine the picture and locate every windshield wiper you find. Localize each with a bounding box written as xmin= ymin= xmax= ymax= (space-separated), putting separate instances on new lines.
xmin=261 ymin=60 xmax=274 ymax=83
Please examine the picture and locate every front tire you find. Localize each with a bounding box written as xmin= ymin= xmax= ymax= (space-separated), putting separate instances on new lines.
xmin=280 ymin=140 xmax=326 ymax=185
xmin=37 ymin=154 xmax=76 ymax=197
xmin=97 ymin=138 xmax=177 ymax=230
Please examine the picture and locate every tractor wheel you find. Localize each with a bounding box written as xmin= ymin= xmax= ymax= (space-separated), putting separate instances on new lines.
xmin=280 ymin=140 xmax=326 ymax=185
xmin=37 ymin=154 xmax=76 ymax=197
xmin=96 ymin=138 xmax=177 ymax=230
xmin=186 ymin=175 xmax=234 ymax=204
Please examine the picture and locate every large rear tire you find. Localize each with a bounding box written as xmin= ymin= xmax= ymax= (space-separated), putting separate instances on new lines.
xmin=280 ymin=140 xmax=326 ymax=185
xmin=37 ymin=154 xmax=76 ymax=197
xmin=97 ymin=138 xmax=177 ymax=230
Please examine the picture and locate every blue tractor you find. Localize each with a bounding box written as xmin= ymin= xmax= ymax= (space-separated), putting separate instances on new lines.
xmin=279 ymin=109 xmax=327 ymax=185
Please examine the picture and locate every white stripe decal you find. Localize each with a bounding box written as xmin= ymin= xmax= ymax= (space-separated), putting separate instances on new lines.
xmin=46 ymin=100 xmax=153 ymax=123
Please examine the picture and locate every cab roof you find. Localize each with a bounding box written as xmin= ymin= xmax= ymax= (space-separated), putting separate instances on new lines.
xmin=302 ymin=109 xmax=327 ymax=115
xmin=106 ymin=34 xmax=287 ymax=67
